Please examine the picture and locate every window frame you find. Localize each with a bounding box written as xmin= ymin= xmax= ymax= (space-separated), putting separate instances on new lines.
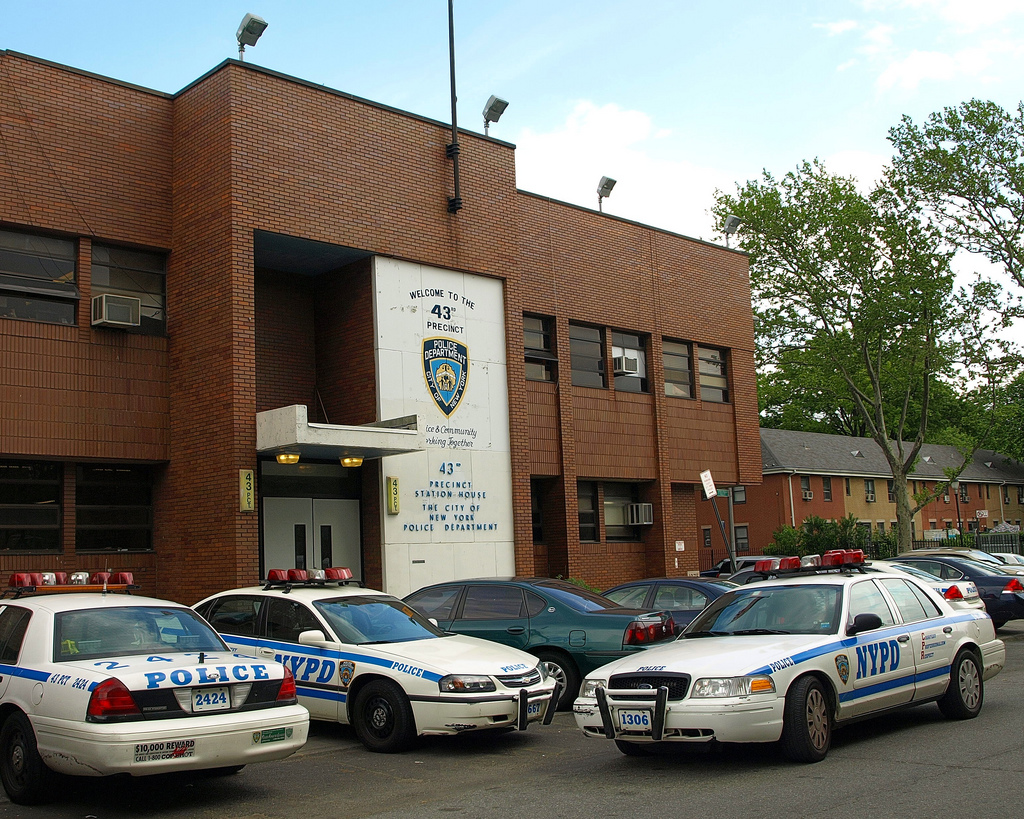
xmin=610 ymin=330 xmax=648 ymax=393
xmin=663 ymin=339 xmax=694 ymax=399
xmin=697 ymin=345 xmax=729 ymax=403
xmin=0 ymin=228 xmax=78 ymax=326
xmin=90 ymin=244 xmax=168 ymax=336
xmin=568 ymin=323 xmax=605 ymax=388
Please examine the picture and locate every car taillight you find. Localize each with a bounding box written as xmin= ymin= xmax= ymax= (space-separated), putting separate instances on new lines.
xmin=1003 ymin=578 xmax=1024 ymax=593
xmin=276 ymin=666 xmax=297 ymax=702
xmin=624 ymin=617 xmax=673 ymax=646
xmin=87 ymin=678 xmax=142 ymax=719
xmin=943 ymin=585 xmax=964 ymax=601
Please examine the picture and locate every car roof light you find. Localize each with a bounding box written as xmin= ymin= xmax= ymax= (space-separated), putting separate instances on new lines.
xmin=778 ymin=557 xmax=801 ymax=571
xmin=110 ymin=572 xmax=134 ymax=585
xmin=324 ymin=567 xmax=353 ymax=581
xmin=266 ymin=569 xmax=289 ymax=582
xmin=71 ymin=571 xmax=90 ymax=584
xmin=287 ymin=569 xmax=308 ymax=581
xmin=801 ymin=555 xmax=822 ymax=568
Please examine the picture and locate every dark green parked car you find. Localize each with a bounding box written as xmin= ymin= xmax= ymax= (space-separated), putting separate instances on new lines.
xmin=404 ymin=578 xmax=674 ymax=709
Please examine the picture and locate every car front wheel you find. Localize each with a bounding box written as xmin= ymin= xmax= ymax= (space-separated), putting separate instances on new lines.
xmin=0 ymin=712 xmax=53 ymax=805
xmin=938 ymin=649 xmax=983 ymax=720
xmin=352 ymin=679 xmax=417 ymax=753
xmin=536 ymin=650 xmax=580 ymax=711
xmin=780 ymin=676 xmax=831 ymax=763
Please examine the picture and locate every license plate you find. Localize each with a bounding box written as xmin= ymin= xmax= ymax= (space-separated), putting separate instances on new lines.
xmin=617 ymin=709 xmax=652 ymax=731
xmin=527 ymin=700 xmax=542 ymax=717
xmin=192 ymin=686 xmax=230 ymax=712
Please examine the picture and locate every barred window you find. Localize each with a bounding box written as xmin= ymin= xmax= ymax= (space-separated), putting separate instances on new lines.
xmin=76 ymin=465 xmax=153 ymax=552
xmin=0 ymin=461 xmax=62 ymax=552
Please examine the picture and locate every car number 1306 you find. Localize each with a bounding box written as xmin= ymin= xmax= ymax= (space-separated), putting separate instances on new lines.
xmin=193 ymin=686 xmax=230 ymax=712
xmin=618 ymin=709 xmax=651 ymax=731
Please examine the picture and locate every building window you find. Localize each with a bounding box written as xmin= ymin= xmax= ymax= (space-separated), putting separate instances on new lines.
xmin=75 ymin=465 xmax=153 ymax=552
xmin=1018 ymin=486 xmax=1023 ymax=504
xmin=604 ymin=483 xmax=640 ymax=541
xmin=524 ymin=314 xmax=556 ymax=382
xmin=1005 ymin=487 xmax=1011 ymax=504
xmin=578 ymin=481 xmax=598 ymax=542
xmin=698 ymin=346 xmax=729 ymax=402
xmin=569 ymin=324 xmax=604 ymax=388
xmin=864 ymin=479 xmax=876 ymax=502
xmin=822 ymin=477 xmax=832 ymax=502
xmin=91 ymin=245 xmax=167 ymax=335
xmin=960 ymin=484 xmax=970 ymax=503
xmin=732 ymin=486 xmax=746 ymax=504
xmin=845 ymin=478 xmax=851 ymax=496
xmin=0 ymin=461 xmax=62 ymax=552
xmin=531 ymin=480 xmax=545 ymax=543
xmin=611 ymin=331 xmax=648 ymax=393
xmin=734 ymin=525 xmax=749 ymax=552
xmin=702 ymin=527 xmax=712 ymax=547
xmin=887 ymin=480 xmax=895 ymax=503
xmin=663 ymin=339 xmax=693 ymax=398
xmin=0 ymin=228 xmax=77 ymax=325
xmin=800 ymin=476 xmax=811 ymax=497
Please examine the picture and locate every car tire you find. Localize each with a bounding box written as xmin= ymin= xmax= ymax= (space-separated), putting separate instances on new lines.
xmin=536 ymin=650 xmax=580 ymax=711
xmin=938 ymin=649 xmax=983 ymax=720
xmin=992 ymin=620 xmax=1007 ymax=630
xmin=352 ymin=679 xmax=417 ymax=753
xmin=0 ymin=711 xmax=53 ymax=805
xmin=780 ymin=676 xmax=831 ymax=763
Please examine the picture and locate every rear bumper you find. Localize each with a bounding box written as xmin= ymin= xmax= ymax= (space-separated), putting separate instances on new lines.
xmin=980 ymin=638 xmax=1006 ymax=680
xmin=33 ymin=705 xmax=309 ymax=777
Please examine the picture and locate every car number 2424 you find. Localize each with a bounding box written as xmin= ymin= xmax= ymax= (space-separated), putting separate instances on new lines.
xmin=193 ymin=687 xmax=230 ymax=712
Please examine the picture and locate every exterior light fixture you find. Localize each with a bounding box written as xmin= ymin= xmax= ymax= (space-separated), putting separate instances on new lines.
xmin=482 ymin=95 xmax=508 ymax=136
xmin=276 ymin=453 xmax=300 ymax=465
xmin=236 ymin=13 xmax=268 ymax=60
xmin=341 ymin=456 xmax=364 ymax=468
xmin=597 ymin=176 xmax=616 ymax=212
xmin=723 ymin=214 xmax=742 ymax=248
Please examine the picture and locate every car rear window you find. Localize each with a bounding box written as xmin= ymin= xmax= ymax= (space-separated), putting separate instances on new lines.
xmin=55 ymin=606 xmax=225 ymax=662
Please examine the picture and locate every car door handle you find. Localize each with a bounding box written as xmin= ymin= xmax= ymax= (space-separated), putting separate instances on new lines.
xmin=943 ymin=626 xmax=953 ymax=634
xmin=506 ymin=627 xmax=526 ymax=635
xmin=897 ymin=635 xmax=910 ymax=643
xmin=256 ymin=647 xmax=276 ymax=657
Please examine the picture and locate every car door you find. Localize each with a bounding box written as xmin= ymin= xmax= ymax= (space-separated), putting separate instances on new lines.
xmin=876 ymin=577 xmax=955 ymax=701
xmin=450 ymin=584 xmax=531 ymax=649
xmin=0 ymin=604 xmax=31 ymax=699
xmin=260 ymin=597 xmax=339 ymax=721
xmin=841 ymin=578 xmax=916 ymax=719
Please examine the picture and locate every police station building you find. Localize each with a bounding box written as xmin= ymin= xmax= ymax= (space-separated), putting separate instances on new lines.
xmin=0 ymin=51 xmax=760 ymax=603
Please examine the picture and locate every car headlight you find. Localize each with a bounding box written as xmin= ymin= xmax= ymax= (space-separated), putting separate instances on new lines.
xmin=581 ymin=678 xmax=607 ymax=698
xmin=438 ymin=674 xmax=496 ymax=693
xmin=691 ymin=676 xmax=776 ymax=698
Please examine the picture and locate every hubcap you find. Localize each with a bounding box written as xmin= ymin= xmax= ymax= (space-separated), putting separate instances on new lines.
xmin=805 ymin=688 xmax=829 ymax=750
xmin=959 ymin=658 xmax=980 ymax=709
xmin=368 ymin=698 xmax=393 ymax=735
xmin=542 ymin=661 xmax=566 ymax=690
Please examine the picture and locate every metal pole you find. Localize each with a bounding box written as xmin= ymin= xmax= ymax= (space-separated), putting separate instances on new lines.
xmin=710 ymin=496 xmax=737 ymax=572
xmin=446 ymin=0 xmax=462 ymax=213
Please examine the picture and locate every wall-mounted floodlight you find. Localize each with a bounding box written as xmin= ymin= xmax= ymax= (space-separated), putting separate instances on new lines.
xmin=482 ymin=95 xmax=509 ymax=136
xmin=723 ymin=214 xmax=742 ymax=248
xmin=597 ymin=176 xmax=616 ymax=212
xmin=236 ymin=13 xmax=268 ymax=60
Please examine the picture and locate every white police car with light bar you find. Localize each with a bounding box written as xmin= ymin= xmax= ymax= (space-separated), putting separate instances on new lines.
xmin=0 ymin=572 xmax=309 ymax=805
xmin=573 ymin=550 xmax=1005 ymax=762
xmin=194 ymin=568 xmax=560 ymax=753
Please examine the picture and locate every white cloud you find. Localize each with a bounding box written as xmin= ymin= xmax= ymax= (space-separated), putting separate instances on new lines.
xmin=875 ymin=47 xmax=993 ymax=90
xmin=512 ymin=101 xmax=734 ymax=241
xmin=815 ymin=19 xmax=859 ymax=35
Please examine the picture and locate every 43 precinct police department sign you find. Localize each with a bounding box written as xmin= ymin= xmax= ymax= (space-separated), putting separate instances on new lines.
xmin=422 ymin=337 xmax=469 ymax=417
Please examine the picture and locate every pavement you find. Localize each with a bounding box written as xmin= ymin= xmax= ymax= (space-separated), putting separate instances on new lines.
xmin=997 ymin=618 xmax=1024 ymax=641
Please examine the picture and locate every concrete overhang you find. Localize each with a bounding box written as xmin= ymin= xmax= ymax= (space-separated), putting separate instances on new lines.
xmin=256 ymin=405 xmax=424 ymax=462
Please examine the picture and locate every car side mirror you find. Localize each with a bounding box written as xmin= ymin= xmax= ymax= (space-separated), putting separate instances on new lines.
xmin=298 ymin=629 xmax=328 ymax=645
xmin=848 ymin=612 xmax=883 ymax=635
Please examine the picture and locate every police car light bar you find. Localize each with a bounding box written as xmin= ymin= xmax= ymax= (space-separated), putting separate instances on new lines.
xmin=263 ymin=567 xmax=359 ymax=590
xmin=752 ymin=550 xmax=865 ymax=577
xmin=4 ymin=571 xmax=140 ymax=599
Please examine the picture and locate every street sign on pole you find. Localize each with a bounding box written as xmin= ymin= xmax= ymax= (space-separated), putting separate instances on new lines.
xmin=699 ymin=469 xmax=716 ymax=500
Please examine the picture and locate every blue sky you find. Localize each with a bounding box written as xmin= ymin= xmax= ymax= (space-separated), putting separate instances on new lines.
xmin=4 ymin=2 xmax=1023 ymax=261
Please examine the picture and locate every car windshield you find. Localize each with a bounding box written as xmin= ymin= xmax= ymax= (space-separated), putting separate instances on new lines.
xmin=314 ymin=596 xmax=445 ymax=644
xmin=55 ymin=606 xmax=226 ymax=662
xmin=532 ymin=582 xmax=617 ymax=612
xmin=683 ymin=584 xmax=842 ymax=636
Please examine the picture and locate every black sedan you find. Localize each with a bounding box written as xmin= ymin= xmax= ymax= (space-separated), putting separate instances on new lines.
xmin=602 ymin=577 xmax=738 ymax=628
xmin=890 ymin=554 xmax=1024 ymax=628
xmin=404 ymin=578 xmax=674 ymax=710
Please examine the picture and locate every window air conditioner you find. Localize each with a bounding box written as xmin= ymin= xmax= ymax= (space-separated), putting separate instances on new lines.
xmin=865 ymin=492 xmax=876 ymax=503
xmin=612 ymin=355 xmax=640 ymax=376
xmin=627 ymin=502 xmax=654 ymax=526
xmin=802 ymin=490 xmax=813 ymax=500
xmin=943 ymin=495 xmax=950 ymax=503
xmin=91 ymin=294 xmax=141 ymax=328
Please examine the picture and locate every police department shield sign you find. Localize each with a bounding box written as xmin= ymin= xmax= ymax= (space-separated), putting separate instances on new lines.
xmin=423 ymin=337 xmax=469 ymax=417
xmin=835 ymin=654 xmax=850 ymax=685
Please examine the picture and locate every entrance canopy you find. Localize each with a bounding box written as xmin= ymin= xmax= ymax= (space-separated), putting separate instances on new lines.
xmin=256 ymin=405 xmax=424 ymax=463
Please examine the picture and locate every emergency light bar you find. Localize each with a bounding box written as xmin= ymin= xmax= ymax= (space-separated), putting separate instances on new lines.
xmin=4 ymin=571 xmax=139 ymax=599
xmin=752 ymin=550 xmax=865 ymax=577
xmin=263 ymin=567 xmax=358 ymax=590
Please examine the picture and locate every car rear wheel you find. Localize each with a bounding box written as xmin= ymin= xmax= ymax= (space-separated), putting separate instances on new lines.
xmin=536 ymin=650 xmax=580 ymax=711
xmin=780 ymin=676 xmax=831 ymax=763
xmin=939 ymin=649 xmax=983 ymax=720
xmin=0 ymin=712 xmax=53 ymax=805
xmin=352 ymin=679 xmax=417 ymax=753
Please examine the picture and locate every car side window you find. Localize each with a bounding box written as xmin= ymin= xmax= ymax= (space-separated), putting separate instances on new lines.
xmin=606 ymin=585 xmax=651 ymax=608
xmin=265 ymin=599 xmax=323 ymax=643
xmin=406 ymin=586 xmax=462 ymax=620
xmin=654 ymin=586 xmax=707 ymax=611
xmin=201 ymin=596 xmax=263 ymax=637
xmin=525 ymin=591 xmax=548 ymax=617
xmin=879 ymin=578 xmax=939 ymax=623
xmin=848 ymin=580 xmax=896 ymax=628
xmin=460 ymin=585 xmax=526 ymax=620
xmin=0 ymin=605 xmax=31 ymax=663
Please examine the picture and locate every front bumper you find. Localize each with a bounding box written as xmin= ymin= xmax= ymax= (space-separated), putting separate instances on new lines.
xmin=33 ymin=704 xmax=309 ymax=777
xmin=573 ymin=686 xmax=784 ymax=745
xmin=411 ymin=682 xmax=560 ymax=736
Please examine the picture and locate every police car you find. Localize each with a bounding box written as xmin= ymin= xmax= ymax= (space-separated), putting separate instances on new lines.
xmin=194 ymin=568 xmax=560 ymax=753
xmin=573 ymin=551 xmax=1005 ymax=762
xmin=0 ymin=572 xmax=309 ymax=805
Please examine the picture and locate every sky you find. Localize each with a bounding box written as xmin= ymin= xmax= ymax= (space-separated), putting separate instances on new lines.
xmin=3 ymin=1 xmax=1024 ymax=331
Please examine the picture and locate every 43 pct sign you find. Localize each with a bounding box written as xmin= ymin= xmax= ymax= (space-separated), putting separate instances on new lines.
xmin=423 ymin=337 xmax=469 ymax=417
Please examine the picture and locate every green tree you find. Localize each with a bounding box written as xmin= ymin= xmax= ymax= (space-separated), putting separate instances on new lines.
xmin=713 ymin=160 xmax=988 ymax=552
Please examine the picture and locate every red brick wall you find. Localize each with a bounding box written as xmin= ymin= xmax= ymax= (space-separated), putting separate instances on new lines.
xmin=255 ymin=270 xmax=317 ymax=415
